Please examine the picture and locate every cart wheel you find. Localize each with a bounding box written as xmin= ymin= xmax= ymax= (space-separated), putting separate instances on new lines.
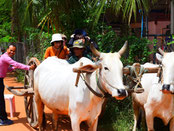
xmin=24 ymin=57 xmax=40 ymax=128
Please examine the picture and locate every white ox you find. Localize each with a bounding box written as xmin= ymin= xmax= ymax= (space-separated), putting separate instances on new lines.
xmin=132 ymin=49 xmax=174 ymax=131
xmin=34 ymin=43 xmax=128 ymax=131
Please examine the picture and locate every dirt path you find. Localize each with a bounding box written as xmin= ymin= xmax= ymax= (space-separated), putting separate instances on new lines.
xmin=0 ymin=74 xmax=87 ymax=131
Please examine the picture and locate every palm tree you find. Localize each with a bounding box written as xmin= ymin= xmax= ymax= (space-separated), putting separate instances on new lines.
xmin=23 ymin=0 xmax=159 ymax=34
xmin=88 ymin=0 xmax=158 ymax=26
xmin=11 ymin=0 xmax=28 ymax=42
xmin=26 ymin=0 xmax=84 ymax=33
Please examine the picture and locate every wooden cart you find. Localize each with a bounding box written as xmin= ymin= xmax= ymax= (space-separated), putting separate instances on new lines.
xmin=6 ymin=57 xmax=40 ymax=128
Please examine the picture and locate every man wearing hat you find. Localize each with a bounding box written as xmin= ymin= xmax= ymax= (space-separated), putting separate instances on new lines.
xmin=67 ymin=39 xmax=92 ymax=64
xmin=44 ymin=33 xmax=69 ymax=59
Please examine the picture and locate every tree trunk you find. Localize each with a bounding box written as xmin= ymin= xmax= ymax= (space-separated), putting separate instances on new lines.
xmin=11 ymin=0 xmax=16 ymax=36
xmin=171 ymin=0 xmax=174 ymax=34
xmin=11 ymin=0 xmax=22 ymax=42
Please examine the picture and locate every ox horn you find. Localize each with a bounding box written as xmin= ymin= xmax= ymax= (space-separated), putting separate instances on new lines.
xmin=118 ymin=41 xmax=128 ymax=56
xmin=158 ymin=48 xmax=164 ymax=56
xmin=90 ymin=43 xmax=101 ymax=57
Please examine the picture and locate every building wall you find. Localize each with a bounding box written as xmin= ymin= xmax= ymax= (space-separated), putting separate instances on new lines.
xmin=147 ymin=21 xmax=170 ymax=62
xmin=131 ymin=20 xmax=170 ymax=62
xmin=148 ymin=21 xmax=170 ymax=35
xmin=148 ymin=21 xmax=170 ymax=47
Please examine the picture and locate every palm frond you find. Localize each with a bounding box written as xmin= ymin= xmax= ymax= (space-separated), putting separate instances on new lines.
xmin=89 ymin=0 xmax=158 ymax=26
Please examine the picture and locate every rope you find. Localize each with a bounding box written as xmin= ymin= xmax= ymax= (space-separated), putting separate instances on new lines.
xmin=125 ymin=65 xmax=145 ymax=92
xmin=157 ymin=65 xmax=163 ymax=83
xmin=80 ymin=72 xmax=105 ymax=98
xmin=80 ymin=71 xmax=112 ymax=98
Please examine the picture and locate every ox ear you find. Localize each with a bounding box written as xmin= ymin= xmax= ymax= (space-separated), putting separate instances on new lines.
xmin=73 ymin=64 xmax=101 ymax=73
xmin=156 ymin=53 xmax=163 ymax=62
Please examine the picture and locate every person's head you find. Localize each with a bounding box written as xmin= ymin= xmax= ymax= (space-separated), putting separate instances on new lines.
xmin=74 ymin=29 xmax=87 ymax=44
xmin=61 ymin=34 xmax=67 ymax=46
xmin=72 ymin=39 xmax=85 ymax=58
xmin=7 ymin=44 xmax=16 ymax=57
xmin=74 ymin=34 xmax=85 ymax=44
xmin=74 ymin=29 xmax=87 ymax=37
xmin=50 ymin=33 xmax=63 ymax=49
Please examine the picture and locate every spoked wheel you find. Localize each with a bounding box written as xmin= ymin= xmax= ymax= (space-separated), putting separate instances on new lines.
xmin=24 ymin=57 xmax=40 ymax=128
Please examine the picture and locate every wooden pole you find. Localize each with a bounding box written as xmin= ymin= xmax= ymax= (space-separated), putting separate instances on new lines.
xmin=123 ymin=67 xmax=160 ymax=75
xmin=75 ymin=62 xmax=83 ymax=87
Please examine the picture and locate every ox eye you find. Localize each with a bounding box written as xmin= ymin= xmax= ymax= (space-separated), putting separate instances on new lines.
xmin=104 ymin=67 xmax=109 ymax=70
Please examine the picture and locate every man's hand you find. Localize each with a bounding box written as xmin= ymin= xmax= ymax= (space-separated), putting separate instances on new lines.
xmin=29 ymin=64 xmax=36 ymax=70
xmin=85 ymin=36 xmax=90 ymax=41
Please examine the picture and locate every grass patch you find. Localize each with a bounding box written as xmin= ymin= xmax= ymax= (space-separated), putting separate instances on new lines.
xmin=98 ymin=97 xmax=134 ymax=131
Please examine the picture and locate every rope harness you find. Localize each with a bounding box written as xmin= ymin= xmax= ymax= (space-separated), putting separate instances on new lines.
xmin=124 ymin=63 xmax=146 ymax=93
xmin=124 ymin=63 xmax=164 ymax=94
xmin=80 ymin=70 xmax=112 ymax=98
xmin=75 ymin=63 xmax=163 ymax=98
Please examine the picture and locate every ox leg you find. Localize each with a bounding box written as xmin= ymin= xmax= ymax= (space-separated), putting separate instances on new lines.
xmin=170 ymin=117 xmax=174 ymax=131
xmin=35 ymin=94 xmax=45 ymax=131
xmin=53 ymin=112 xmax=58 ymax=131
xmin=70 ymin=114 xmax=81 ymax=131
xmin=87 ymin=118 xmax=98 ymax=131
xmin=141 ymin=110 xmax=146 ymax=131
xmin=132 ymin=101 xmax=140 ymax=131
xmin=145 ymin=106 xmax=154 ymax=131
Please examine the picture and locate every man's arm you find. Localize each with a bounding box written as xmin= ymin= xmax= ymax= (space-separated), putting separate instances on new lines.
xmin=5 ymin=56 xmax=33 ymax=70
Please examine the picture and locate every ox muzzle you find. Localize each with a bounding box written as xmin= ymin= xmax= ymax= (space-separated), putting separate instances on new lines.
xmin=118 ymin=89 xmax=127 ymax=97
xmin=113 ymin=89 xmax=128 ymax=100
xmin=162 ymin=84 xmax=174 ymax=94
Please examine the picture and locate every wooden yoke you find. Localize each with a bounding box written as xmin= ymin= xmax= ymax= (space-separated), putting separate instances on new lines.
xmin=123 ymin=65 xmax=160 ymax=75
xmin=123 ymin=63 xmax=160 ymax=94
xmin=75 ymin=62 xmax=83 ymax=87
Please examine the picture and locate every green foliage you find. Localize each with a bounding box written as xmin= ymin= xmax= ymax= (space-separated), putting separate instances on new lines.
xmin=113 ymin=36 xmax=153 ymax=64
xmin=40 ymin=32 xmax=52 ymax=51
xmin=14 ymin=69 xmax=25 ymax=83
xmin=96 ymin=25 xmax=117 ymax=53
xmin=93 ymin=24 xmax=152 ymax=64
xmin=26 ymin=28 xmax=51 ymax=60
xmin=0 ymin=22 xmax=17 ymax=42
xmin=0 ymin=0 xmax=11 ymax=24
xmin=88 ymin=0 xmax=158 ymax=27
xmin=0 ymin=0 xmax=16 ymax=43
xmin=36 ymin=31 xmax=51 ymax=60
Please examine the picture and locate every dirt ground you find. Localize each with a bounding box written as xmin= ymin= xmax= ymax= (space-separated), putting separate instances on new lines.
xmin=0 ymin=74 xmax=87 ymax=131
